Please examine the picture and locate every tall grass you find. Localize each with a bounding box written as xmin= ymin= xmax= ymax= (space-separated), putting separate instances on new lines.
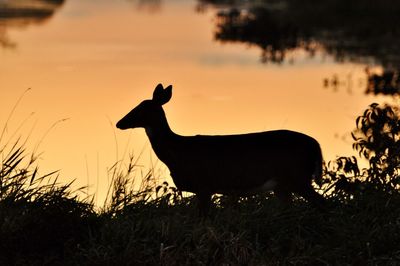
xmin=0 ymin=92 xmax=95 ymax=264
xmin=0 ymin=137 xmax=96 ymax=265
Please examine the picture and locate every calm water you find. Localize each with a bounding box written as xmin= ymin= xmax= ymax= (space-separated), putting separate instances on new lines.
xmin=1 ymin=0 xmax=397 ymax=204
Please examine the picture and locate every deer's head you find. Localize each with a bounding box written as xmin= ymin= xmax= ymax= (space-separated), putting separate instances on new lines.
xmin=116 ymin=83 xmax=172 ymax=130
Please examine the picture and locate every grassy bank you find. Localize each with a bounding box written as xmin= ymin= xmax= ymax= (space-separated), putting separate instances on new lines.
xmin=1 ymin=163 xmax=399 ymax=265
xmin=1 ymin=103 xmax=400 ymax=265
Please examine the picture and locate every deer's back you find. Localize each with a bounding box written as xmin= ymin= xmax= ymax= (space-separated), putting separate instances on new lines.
xmin=159 ymin=130 xmax=321 ymax=194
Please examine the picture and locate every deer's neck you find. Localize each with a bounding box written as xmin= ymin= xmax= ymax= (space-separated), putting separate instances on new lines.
xmin=145 ymin=122 xmax=174 ymax=141
xmin=144 ymin=112 xmax=179 ymax=163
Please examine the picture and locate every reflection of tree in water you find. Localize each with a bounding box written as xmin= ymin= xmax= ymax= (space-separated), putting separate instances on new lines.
xmin=198 ymin=0 xmax=400 ymax=95
xmin=0 ymin=0 xmax=65 ymax=48
xmin=214 ymin=7 xmax=306 ymax=64
xmin=134 ymin=0 xmax=162 ymax=13
xmin=365 ymin=68 xmax=400 ymax=96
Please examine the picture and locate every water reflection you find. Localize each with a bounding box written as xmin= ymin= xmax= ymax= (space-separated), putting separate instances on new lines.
xmin=198 ymin=0 xmax=400 ymax=95
xmin=0 ymin=0 xmax=65 ymax=48
xmin=366 ymin=69 xmax=400 ymax=96
xmin=132 ymin=0 xmax=162 ymax=13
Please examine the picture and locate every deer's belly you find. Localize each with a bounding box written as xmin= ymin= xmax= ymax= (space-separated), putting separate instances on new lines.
xmin=170 ymin=164 xmax=279 ymax=195
xmin=247 ymin=179 xmax=278 ymax=193
xmin=216 ymin=178 xmax=278 ymax=195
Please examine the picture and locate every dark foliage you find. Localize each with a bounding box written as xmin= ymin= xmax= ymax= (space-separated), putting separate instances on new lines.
xmin=0 ymin=141 xmax=96 ymax=265
xmin=352 ymin=103 xmax=400 ymax=190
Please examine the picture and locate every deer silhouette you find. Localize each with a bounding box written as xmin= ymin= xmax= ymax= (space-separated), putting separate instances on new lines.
xmin=117 ymin=84 xmax=325 ymax=215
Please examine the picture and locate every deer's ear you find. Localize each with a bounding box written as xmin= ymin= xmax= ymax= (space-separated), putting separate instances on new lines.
xmin=153 ymin=83 xmax=164 ymax=100
xmin=164 ymin=85 xmax=172 ymax=98
xmin=153 ymin=84 xmax=172 ymax=105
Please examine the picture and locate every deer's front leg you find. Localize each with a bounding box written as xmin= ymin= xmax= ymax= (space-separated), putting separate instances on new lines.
xmin=197 ymin=192 xmax=212 ymax=217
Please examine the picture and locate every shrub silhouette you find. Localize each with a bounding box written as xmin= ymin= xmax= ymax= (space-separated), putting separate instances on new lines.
xmin=323 ymin=103 xmax=400 ymax=198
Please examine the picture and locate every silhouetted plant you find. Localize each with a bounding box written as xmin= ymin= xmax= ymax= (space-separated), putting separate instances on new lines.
xmin=103 ymin=154 xmax=156 ymax=214
xmin=0 ymin=138 xmax=95 ymax=265
xmin=322 ymin=156 xmax=363 ymax=200
xmin=155 ymin=181 xmax=183 ymax=206
xmin=321 ymin=103 xmax=400 ymax=197
xmin=102 ymin=153 xmax=181 ymax=216
xmin=352 ymin=103 xmax=400 ymax=191
xmin=0 ymin=96 xmax=96 ymax=264
xmin=322 ymin=103 xmax=400 ymax=198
